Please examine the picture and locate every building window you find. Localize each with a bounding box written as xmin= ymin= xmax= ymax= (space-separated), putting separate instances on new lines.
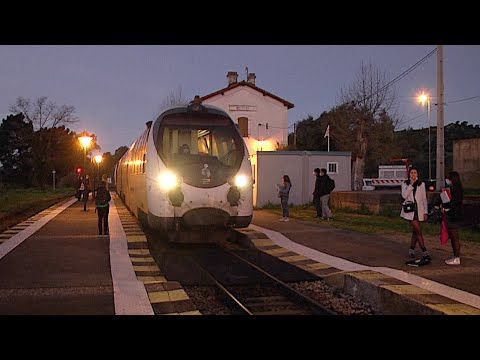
xmin=327 ymin=162 xmax=338 ymax=174
xmin=238 ymin=117 xmax=248 ymax=137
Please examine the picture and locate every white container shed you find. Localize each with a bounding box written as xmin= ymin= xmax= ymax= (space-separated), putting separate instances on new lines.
xmin=253 ymin=151 xmax=352 ymax=207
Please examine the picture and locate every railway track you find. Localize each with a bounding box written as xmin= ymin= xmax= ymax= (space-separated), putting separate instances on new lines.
xmin=185 ymin=248 xmax=336 ymax=315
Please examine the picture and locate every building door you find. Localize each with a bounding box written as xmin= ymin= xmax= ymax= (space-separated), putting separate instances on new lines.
xmin=238 ymin=117 xmax=248 ymax=137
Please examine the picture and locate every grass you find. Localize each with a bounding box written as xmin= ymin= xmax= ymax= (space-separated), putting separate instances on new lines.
xmin=260 ymin=203 xmax=480 ymax=243
xmin=0 ymin=187 xmax=74 ymax=232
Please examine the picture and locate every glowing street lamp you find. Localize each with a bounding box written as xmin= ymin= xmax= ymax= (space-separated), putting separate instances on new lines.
xmin=94 ymin=154 xmax=103 ymax=166
xmin=78 ymin=132 xmax=93 ymax=172
xmin=417 ymin=92 xmax=432 ymax=180
xmin=94 ymin=155 xmax=103 ymax=179
xmin=93 ymin=155 xmax=103 ymax=198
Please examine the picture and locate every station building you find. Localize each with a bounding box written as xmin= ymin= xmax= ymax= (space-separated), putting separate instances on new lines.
xmin=200 ymin=71 xmax=351 ymax=207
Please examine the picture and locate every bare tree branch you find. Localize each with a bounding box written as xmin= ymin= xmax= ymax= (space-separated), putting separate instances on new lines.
xmin=337 ymin=62 xmax=399 ymax=190
xmin=340 ymin=62 xmax=397 ymax=118
xmin=158 ymin=86 xmax=190 ymax=114
xmin=9 ymin=96 xmax=78 ymax=130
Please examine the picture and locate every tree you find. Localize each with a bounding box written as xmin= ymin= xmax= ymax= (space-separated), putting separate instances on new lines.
xmin=0 ymin=114 xmax=34 ymax=186
xmin=99 ymin=151 xmax=115 ymax=179
xmin=29 ymin=127 xmax=87 ymax=188
xmin=290 ymin=115 xmax=325 ymax=150
xmin=157 ymin=86 xmax=190 ymax=114
xmin=8 ymin=96 xmax=80 ymax=188
xmin=9 ymin=96 xmax=78 ymax=130
xmin=338 ymin=62 xmax=398 ymax=190
xmin=104 ymin=146 xmax=129 ymax=179
xmin=113 ymin=146 xmax=128 ymax=163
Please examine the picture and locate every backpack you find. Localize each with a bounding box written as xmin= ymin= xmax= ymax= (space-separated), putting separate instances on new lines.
xmin=95 ymin=188 xmax=110 ymax=207
xmin=327 ymin=178 xmax=335 ymax=193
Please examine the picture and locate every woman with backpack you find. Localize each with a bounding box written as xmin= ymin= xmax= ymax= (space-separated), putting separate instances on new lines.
xmin=95 ymin=180 xmax=111 ymax=236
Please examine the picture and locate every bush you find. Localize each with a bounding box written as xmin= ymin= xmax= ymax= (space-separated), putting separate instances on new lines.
xmin=58 ymin=173 xmax=78 ymax=189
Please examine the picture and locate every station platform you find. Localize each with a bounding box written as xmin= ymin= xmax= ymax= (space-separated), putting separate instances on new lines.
xmin=0 ymin=195 xmax=479 ymax=315
xmin=243 ymin=210 xmax=480 ymax=315
xmin=0 ymin=195 xmax=199 ymax=315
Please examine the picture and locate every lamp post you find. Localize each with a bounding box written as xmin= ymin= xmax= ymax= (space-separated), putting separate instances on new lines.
xmin=94 ymin=155 xmax=103 ymax=174
xmin=93 ymin=155 xmax=103 ymax=198
xmin=257 ymin=123 xmax=264 ymax=153
xmin=418 ymin=92 xmax=432 ymax=180
xmin=78 ymin=133 xmax=93 ymax=173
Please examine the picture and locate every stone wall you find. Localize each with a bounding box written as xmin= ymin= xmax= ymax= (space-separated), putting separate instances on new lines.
xmin=330 ymin=190 xmax=440 ymax=214
xmin=453 ymin=138 xmax=480 ymax=189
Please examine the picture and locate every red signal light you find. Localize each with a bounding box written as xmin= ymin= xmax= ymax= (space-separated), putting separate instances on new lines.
xmin=429 ymin=185 xmax=434 ymax=191
xmin=76 ymin=167 xmax=82 ymax=173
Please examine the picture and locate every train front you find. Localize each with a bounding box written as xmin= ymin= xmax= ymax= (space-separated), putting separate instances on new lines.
xmin=146 ymin=101 xmax=253 ymax=232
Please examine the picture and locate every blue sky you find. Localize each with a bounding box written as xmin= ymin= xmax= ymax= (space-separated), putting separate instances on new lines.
xmin=1 ymin=45 xmax=479 ymax=154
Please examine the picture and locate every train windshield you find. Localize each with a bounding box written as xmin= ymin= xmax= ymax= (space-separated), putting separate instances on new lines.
xmin=157 ymin=113 xmax=245 ymax=188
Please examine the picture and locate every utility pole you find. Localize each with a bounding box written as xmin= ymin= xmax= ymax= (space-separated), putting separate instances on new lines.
xmin=293 ymin=123 xmax=297 ymax=149
xmin=436 ymin=45 xmax=445 ymax=191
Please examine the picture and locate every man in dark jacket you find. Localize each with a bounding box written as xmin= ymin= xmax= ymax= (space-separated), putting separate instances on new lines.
xmin=95 ymin=180 xmax=112 ymax=236
xmin=313 ymin=168 xmax=335 ymax=220
xmin=76 ymin=175 xmax=83 ymax=201
xmin=82 ymin=174 xmax=90 ymax=211
xmin=313 ymin=168 xmax=323 ymax=218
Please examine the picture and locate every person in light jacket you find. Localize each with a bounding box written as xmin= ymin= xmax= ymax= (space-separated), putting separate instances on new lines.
xmin=400 ymin=166 xmax=430 ymax=261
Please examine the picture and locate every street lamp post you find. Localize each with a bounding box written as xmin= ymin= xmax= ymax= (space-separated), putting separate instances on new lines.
xmin=78 ymin=133 xmax=93 ymax=173
xmin=93 ymin=155 xmax=103 ymax=198
xmin=94 ymin=155 xmax=103 ymax=175
xmin=418 ymin=92 xmax=432 ymax=180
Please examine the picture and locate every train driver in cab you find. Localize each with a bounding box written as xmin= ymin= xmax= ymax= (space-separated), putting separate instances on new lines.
xmin=179 ymin=143 xmax=190 ymax=155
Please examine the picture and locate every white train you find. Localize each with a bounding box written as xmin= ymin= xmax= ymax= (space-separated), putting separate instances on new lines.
xmin=114 ymin=99 xmax=253 ymax=241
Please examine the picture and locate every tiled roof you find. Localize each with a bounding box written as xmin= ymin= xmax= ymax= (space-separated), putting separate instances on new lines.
xmin=199 ymin=81 xmax=294 ymax=109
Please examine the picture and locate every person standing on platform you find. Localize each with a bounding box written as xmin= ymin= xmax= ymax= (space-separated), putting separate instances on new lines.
xmin=94 ymin=180 xmax=111 ymax=236
xmin=82 ymin=174 xmax=90 ymax=211
xmin=401 ymin=166 xmax=430 ymax=264
xmin=312 ymin=168 xmax=322 ymax=218
xmin=441 ymin=171 xmax=464 ymax=265
xmin=313 ymin=168 xmax=335 ymax=220
xmin=276 ymin=175 xmax=292 ymax=222
xmin=76 ymin=175 xmax=83 ymax=201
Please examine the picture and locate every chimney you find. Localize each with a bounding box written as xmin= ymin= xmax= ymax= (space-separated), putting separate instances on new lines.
xmin=247 ymin=73 xmax=256 ymax=85
xmin=227 ymin=71 xmax=238 ymax=85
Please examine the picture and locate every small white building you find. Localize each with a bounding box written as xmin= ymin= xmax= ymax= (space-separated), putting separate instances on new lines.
xmin=255 ymin=151 xmax=352 ymax=207
xmin=200 ymin=71 xmax=352 ymax=207
xmin=199 ymin=71 xmax=294 ymax=156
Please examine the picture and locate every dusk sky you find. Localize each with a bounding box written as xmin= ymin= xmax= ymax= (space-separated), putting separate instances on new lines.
xmin=1 ymin=45 xmax=479 ymax=154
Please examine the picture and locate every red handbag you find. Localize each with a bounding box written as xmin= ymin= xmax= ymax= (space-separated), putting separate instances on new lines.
xmin=439 ymin=213 xmax=449 ymax=246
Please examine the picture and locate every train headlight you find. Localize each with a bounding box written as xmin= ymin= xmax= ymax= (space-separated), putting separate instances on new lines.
xmin=234 ymin=175 xmax=248 ymax=188
xmin=158 ymin=171 xmax=178 ymax=191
